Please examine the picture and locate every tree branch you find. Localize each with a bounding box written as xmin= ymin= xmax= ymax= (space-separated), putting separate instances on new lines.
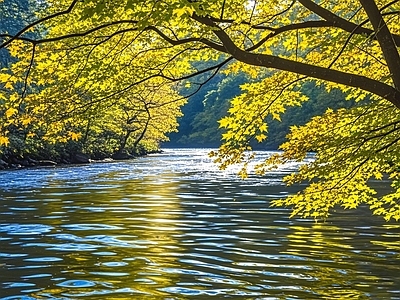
xmin=298 ymin=0 xmax=400 ymax=46
xmin=193 ymin=14 xmax=400 ymax=109
xmin=208 ymin=16 xmax=400 ymax=48
xmin=359 ymin=0 xmax=400 ymax=89
xmin=22 ymin=44 xmax=36 ymax=99
xmin=0 ymin=0 xmax=80 ymax=49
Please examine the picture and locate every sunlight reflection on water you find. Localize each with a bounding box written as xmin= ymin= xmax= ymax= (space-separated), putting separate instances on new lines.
xmin=0 ymin=148 xmax=399 ymax=299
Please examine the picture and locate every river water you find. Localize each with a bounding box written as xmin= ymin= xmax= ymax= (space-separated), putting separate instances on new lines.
xmin=0 ymin=149 xmax=399 ymax=299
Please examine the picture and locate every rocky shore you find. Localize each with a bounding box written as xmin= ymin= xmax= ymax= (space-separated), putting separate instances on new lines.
xmin=0 ymin=149 xmax=162 ymax=170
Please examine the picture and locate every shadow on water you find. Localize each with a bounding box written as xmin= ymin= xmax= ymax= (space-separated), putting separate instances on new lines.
xmin=0 ymin=149 xmax=399 ymax=299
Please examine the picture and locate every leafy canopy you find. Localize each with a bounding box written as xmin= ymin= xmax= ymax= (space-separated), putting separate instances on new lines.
xmin=1 ymin=0 xmax=400 ymax=220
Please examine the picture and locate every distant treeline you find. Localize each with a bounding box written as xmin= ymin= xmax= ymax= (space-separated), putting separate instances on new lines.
xmin=167 ymin=69 xmax=355 ymax=149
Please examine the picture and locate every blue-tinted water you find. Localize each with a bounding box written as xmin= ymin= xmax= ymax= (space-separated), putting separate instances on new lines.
xmin=0 ymin=149 xmax=399 ymax=299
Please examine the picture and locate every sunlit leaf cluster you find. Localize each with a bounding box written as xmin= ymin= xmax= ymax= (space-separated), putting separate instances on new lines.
xmin=1 ymin=0 xmax=400 ymax=220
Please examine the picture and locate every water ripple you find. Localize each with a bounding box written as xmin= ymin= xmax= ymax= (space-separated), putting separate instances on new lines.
xmin=0 ymin=149 xmax=399 ymax=299
xmin=57 ymin=280 xmax=96 ymax=288
xmin=0 ymin=224 xmax=53 ymax=235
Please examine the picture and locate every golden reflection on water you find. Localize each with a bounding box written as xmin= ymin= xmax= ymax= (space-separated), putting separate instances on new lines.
xmin=372 ymin=224 xmax=400 ymax=252
xmin=29 ymin=174 xmax=186 ymax=298
xmin=1 ymin=155 xmax=400 ymax=299
xmin=284 ymin=222 xmax=393 ymax=299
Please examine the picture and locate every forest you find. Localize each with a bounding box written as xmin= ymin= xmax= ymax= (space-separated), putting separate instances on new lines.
xmin=1 ymin=0 xmax=400 ymax=220
xmin=0 ymin=0 xmax=354 ymax=165
xmin=0 ymin=0 xmax=184 ymax=167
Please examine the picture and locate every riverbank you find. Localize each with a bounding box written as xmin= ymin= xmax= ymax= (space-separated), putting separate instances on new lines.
xmin=0 ymin=149 xmax=162 ymax=170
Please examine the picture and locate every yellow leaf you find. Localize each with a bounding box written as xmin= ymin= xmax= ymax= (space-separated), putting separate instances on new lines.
xmin=259 ymin=123 xmax=267 ymax=132
xmin=68 ymin=131 xmax=81 ymax=141
xmin=0 ymin=73 xmax=10 ymax=83
xmin=4 ymin=81 xmax=13 ymax=89
xmin=0 ymin=136 xmax=9 ymax=146
xmin=22 ymin=117 xmax=32 ymax=126
xmin=173 ymin=6 xmax=194 ymax=18
xmin=218 ymin=117 xmax=230 ymax=128
xmin=5 ymin=108 xmax=18 ymax=118
xmin=255 ymin=134 xmax=266 ymax=142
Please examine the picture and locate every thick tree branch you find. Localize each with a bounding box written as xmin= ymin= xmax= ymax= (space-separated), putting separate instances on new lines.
xmin=3 ymin=0 xmax=400 ymax=110
xmin=298 ymin=0 xmax=400 ymax=46
xmin=146 ymin=26 xmax=226 ymax=53
xmin=1 ymin=20 xmax=227 ymax=55
xmin=193 ymin=14 xmax=400 ymax=109
xmin=208 ymin=16 xmax=400 ymax=48
xmin=359 ymin=0 xmax=400 ymax=89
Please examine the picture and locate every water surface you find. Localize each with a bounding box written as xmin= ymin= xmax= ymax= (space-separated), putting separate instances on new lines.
xmin=0 ymin=149 xmax=399 ymax=299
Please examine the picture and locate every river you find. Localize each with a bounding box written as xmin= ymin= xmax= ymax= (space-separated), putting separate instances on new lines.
xmin=0 ymin=149 xmax=399 ymax=299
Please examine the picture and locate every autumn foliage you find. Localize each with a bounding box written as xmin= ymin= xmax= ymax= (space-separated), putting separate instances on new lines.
xmin=1 ymin=0 xmax=400 ymax=220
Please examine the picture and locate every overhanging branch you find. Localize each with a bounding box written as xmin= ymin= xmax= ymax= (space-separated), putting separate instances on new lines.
xmin=0 ymin=0 xmax=80 ymax=49
xmin=359 ymin=0 xmax=400 ymax=89
xmin=192 ymin=14 xmax=400 ymax=109
xmin=298 ymin=0 xmax=400 ymax=46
